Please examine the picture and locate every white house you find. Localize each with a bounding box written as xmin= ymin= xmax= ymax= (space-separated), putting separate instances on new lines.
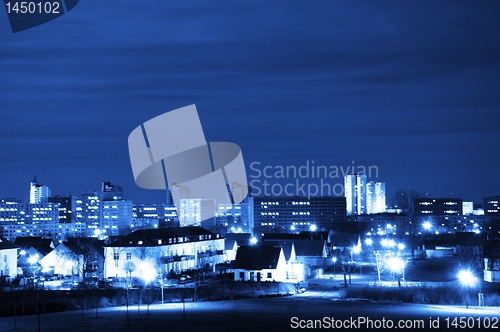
xmin=0 ymin=237 xmax=19 ymax=280
xmin=232 ymin=246 xmax=287 ymax=282
xmin=103 ymin=226 xmax=225 ymax=281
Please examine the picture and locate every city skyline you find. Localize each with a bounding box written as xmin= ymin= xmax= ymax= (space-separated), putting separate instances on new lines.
xmin=1 ymin=1 xmax=500 ymax=205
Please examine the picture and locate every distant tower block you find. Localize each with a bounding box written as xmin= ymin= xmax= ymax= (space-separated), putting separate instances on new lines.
xmin=30 ymin=176 xmax=51 ymax=204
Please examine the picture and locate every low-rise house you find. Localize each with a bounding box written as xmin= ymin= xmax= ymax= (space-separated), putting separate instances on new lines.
xmin=15 ymin=237 xmax=54 ymax=275
xmin=224 ymin=233 xmax=253 ymax=262
xmin=484 ymin=239 xmax=500 ymax=283
xmin=39 ymin=238 xmax=105 ymax=280
xmin=0 ymin=237 xmax=19 ymax=281
xmin=233 ymin=246 xmax=287 ymax=282
xmin=260 ymin=240 xmax=301 ymax=280
xmin=103 ymin=226 xmax=224 ymax=281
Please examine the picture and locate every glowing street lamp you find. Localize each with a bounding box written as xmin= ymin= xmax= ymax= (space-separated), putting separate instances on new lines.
xmin=332 ymin=257 xmax=337 ymax=277
xmin=423 ymin=221 xmax=432 ymax=231
xmin=250 ymin=237 xmax=258 ymax=245
xmin=28 ymin=254 xmax=39 ymax=283
xmin=310 ymin=224 xmax=317 ymax=232
xmin=140 ymin=261 xmax=157 ymax=316
xmin=458 ymin=269 xmax=477 ymax=309
xmin=386 ymin=256 xmax=406 ymax=286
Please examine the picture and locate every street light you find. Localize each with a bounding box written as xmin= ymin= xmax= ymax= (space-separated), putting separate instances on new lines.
xmin=139 ymin=261 xmax=157 ymax=317
xmin=28 ymin=254 xmax=41 ymax=332
xmin=423 ymin=221 xmax=432 ymax=231
xmin=332 ymin=257 xmax=337 ymax=277
xmin=458 ymin=269 xmax=477 ymax=309
xmin=386 ymin=256 xmax=406 ymax=286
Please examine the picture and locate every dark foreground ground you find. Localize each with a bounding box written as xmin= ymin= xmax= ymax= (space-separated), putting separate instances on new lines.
xmin=1 ymin=293 xmax=499 ymax=332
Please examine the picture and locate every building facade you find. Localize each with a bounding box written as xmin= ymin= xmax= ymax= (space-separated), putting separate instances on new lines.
xmin=103 ymin=227 xmax=225 ymax=280
xmin=253 ymin=196 xmax=347 ymax=234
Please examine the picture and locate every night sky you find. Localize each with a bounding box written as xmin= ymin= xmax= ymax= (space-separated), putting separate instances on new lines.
xmin=1 ymin=1 xmax=499 ymax=205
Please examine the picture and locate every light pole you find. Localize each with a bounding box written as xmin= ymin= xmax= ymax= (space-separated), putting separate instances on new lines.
xmin=332 ymin=257 xmax=337 ymax=277
xmin=386 ymin=256 xmax=405 ymax=287
xmin=28 ymin=254 xmax=40 ymax=332
xmin=139 ymin=261 xmax=157 ymax=317
xmin=352 ymin=245 xmax=361 ymax=275
xmin=458 ymin=270 xmax=477 ymax=309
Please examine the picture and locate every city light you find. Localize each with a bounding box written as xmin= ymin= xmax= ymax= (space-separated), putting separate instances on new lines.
xmin=381 ymin=238 xmax=395 ymax=248
xmin=310 ymin=224 xmax=317 ymax=232
xmin=140 ymin=261 xmax=157 ymax=285
xmin=386 ymin=256 xmax=405 ymax=274
xmin=423 ymin=221 xmax=432 ymax=231
xmin=28 ymin=254 xmax=39 ymax=265
xmin=250 ymin=237 xmax=257 ymax=245
xmin=365 ymin=238 xmax=373 ymax=246
xmin=457 ymin=270 xmax=477 ymax=287
xmin=457 ymin=269 xmax=477 ymax=308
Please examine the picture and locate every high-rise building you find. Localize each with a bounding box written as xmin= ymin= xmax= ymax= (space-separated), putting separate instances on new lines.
xmin=48 ymin=195 xmax=73 ymax=223
xmin=74 ymin=182 xmax=131 ymax=237
xmin=216 ymin=196 xmax=254 ymax=234
xmin=414 ymin=198 xmax=463 ymax=216
xmin=366 ymin=181 xmax=386 ymax=214
xmin=29 ymin=176 xmax=51 ymax=204
xmin=102 ymin=200 xmax=133 ymax=236
xmin=344 ymin=174 xmax=367 ymax=215
xmin=253 ymin=196 xmax=347 ymax=234
xmin=179 ymin=198 xmax=215 ymax=228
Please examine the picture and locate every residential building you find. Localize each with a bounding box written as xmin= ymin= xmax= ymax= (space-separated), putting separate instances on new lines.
xmin=29 ymin=177 xmax=51 ymax=204
xmin=232 ymin=246 xmax=287 ymax=282
xmin=253 ymin=196 xmax=346 ymax=234
xmin=366 ymin=181 xmax=386 ymax=214
xmin=103 ymin=226 xmax=224 ymax=280
xmin=344 ymin=174 xmax=366 ymax=215
xmin=0 ymin=237 xmax=18 ymax=280
xmin=39 ymin=238 xmax=105 ymax=279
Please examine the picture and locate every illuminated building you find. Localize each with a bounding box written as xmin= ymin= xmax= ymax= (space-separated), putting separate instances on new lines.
xmin=29 ymin=176 xmax=51 ymax=204
xmin=253 ymin=196 xmax=346 ymax=234
xmin=366 ymin=181 xmax=386 ymax=214
xmin=344 ymin=174 xmax=367 ymax=215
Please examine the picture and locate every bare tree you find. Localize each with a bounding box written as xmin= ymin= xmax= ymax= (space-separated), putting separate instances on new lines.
xmin=391 ymin=189 xmax=421 ymax=216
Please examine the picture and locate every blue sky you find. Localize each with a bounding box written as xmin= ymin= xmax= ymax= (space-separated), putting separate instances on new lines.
xmin=1 ymin=0 xmax=499 ymax=204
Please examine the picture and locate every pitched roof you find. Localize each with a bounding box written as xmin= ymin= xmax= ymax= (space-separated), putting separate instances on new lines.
xmin=233 ymin=246 xmax=282 ymax=270
xmin=225 ymin=233 xmax=253 ymax=245
xmin=106 ymin=226 xmax=218 ymax=247
xmin=225 ymin=238 xmax=238 ymax=251
xmin=64 ymin=238 xmax=105 ymax=256
xmin=263 ymin=231 xmax=330 ymax=242
xmin=0 ymin=237 xmax=19 ymax=250
xmin=293 ymin=240 xmax=326 ymax=257
xmin=14 ymin=236 xmax=54 ymax=255
xmin=261 ymin=240 xmax=295 ymax=261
